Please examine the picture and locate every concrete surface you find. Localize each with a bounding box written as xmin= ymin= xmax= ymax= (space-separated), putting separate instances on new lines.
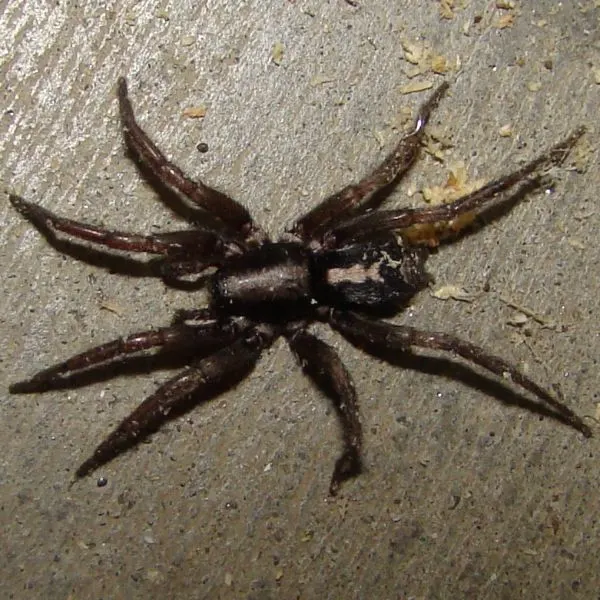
xmin=1 ymin=2 xmax=599 ymax=599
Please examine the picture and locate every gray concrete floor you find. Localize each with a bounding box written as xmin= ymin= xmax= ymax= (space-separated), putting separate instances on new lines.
xmin=1 ymin=2 xmax=599 ymax=599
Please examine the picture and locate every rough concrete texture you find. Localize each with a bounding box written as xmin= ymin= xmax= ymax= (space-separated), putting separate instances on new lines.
xmin=1 ymin=2 xmax=599 ymax=599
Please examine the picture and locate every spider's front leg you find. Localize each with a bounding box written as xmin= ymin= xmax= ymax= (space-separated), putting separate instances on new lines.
xmin=328 ymin=127 xmax=586 ymax=244
xmin=293 ymin=82 xmax=449 ymax=242
xmin=288 ymin=329 xmax=362 ymax=495
xmin=118 ymin=77 xmax=256 ymax=238
xmin=10 ymin=311 xmax=240 ymax=393
xmin=330 ymin=310 xmax=592 ymax=438
xmin=75 ymin=323 xmax=276 ymax=478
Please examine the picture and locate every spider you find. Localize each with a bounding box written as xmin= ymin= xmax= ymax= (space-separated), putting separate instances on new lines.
xmin=9 ymin=78 xmax=591 ymax=495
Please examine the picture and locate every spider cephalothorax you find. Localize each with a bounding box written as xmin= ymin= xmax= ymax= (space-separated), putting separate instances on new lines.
xmin=9 ymin=78 xmax=591 ymax=495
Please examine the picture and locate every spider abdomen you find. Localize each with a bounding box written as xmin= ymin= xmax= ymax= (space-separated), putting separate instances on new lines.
xmin=312 ymin=237 xmax=430 ymax=310
xmin=211 ymin=242 xmax=312 ymax=318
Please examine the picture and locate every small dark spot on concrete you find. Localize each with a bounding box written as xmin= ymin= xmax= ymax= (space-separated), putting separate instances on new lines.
xmin=449 ymin=494 xmax=461 ymax=510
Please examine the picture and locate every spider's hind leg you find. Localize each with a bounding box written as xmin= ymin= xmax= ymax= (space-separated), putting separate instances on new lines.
xmin=10 ymin=195 xmax=238 ymax=281
xmin=330 ymin=310 xmax=592 ymax=438
xmin=75 ymin=323 xmax=277 ymax=478
xmin=10 ymin=312 xmax=239 ymax=393
xmin=288 ymin=329 xmax=363 ymax=495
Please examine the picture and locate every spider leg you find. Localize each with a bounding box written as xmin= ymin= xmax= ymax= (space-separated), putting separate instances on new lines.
xmin=155 ymin=257 xmax=223 ymax=285
xmin=10 ymin=312 xmax=241 ymax=393
xmin=9 ymin=194 xmax=232 ymax=259
xmin=288 ymin=329 xmax=362 ymax=495
xmin=118 ymin=77 xmax=254 ymax=236
xmin=171 ymin=308 xmax=217 ymax=324
xmin=330 ymin=310 xmax=592 ymax=437
xmin=292 ymin=82 xmax=449 ymax=242
xmin=328 ymin=127 xmax=586 ymax=244
xmin=75 ymin=323 xmax=276 ymax=478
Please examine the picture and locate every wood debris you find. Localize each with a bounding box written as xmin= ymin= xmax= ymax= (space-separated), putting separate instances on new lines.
xmin=182 ymin=105 xmax=207 ymax=119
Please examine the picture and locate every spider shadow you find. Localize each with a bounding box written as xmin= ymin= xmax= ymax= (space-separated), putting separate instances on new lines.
xmin=361 ymin=345 xmax=579 ymax=433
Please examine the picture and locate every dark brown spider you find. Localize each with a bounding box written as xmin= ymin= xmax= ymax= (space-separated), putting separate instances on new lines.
xmin=9 ymin=78 xmax=591 ymax=495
